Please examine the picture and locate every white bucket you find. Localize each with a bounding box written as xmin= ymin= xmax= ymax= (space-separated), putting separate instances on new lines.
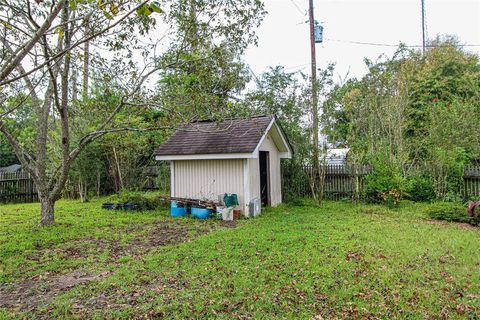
xmin=215 ymin=206 xmax=225 ymax=219
xmin=221 ymin=207 xmax=234 ymax=221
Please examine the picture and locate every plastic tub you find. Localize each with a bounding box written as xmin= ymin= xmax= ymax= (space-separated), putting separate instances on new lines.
xmin=102 ymin=203 xmax=115 ymax=210
xmin=124 ymin=203 xmax=138 ymax=211
xmin=170 ymin=201 xmax=186 ymax=217
xmin=191 ymin=207 xmax=213 ymax=219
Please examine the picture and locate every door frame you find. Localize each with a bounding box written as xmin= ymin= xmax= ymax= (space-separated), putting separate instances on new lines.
xmin=259 ymin=151 xmax=271 ymax=207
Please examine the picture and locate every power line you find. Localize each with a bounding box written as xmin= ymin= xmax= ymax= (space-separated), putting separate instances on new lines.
xmin=247 ymin=65 xmax=260 ymax=83
xmin=289 ymin=0 xmax=305 ymax=17
xmin=284 ymin=62 xmax=310 ymax=71
xmin=324 ymin=38 xmax=480 ymax=48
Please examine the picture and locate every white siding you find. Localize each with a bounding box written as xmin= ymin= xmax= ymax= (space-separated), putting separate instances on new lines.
xmin=173 ymin=159 xmax=244 ymax=210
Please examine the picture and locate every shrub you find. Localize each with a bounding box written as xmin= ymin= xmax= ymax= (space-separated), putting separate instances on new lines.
xmin=380 ymin=189 xmax=402 ymax=207
xmin=112 ymin=191 xmax=166 ymax=210
xmin=424 ymin=202 xmax=472 ymax=223
xmin=365 ymin=154 xmax=405 ymax=205
xmin=404 ymin=175 xmax=436 ymax=202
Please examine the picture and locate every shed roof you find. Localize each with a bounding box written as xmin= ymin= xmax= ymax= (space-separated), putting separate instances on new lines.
xmin=155 ymin=115 xmax=292 ymax=160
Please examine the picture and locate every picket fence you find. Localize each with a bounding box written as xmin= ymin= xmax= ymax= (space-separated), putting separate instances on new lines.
xmin=0 ymin=171 xmax=38 ymax=203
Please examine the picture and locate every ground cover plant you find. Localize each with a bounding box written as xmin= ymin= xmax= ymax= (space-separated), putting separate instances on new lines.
xmin=0 ymin=199 xmax=479 ymax=319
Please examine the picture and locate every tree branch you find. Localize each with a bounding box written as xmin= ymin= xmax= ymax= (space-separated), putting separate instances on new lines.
xmin=0 ymin=0 xmax=149 ymax=87
xmin=0 ymin=0 xmax=66 ymax=84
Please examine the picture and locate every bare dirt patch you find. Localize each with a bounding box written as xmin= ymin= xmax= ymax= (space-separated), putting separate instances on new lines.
xmin=1 ymin=219 xmax=237 ymax=314
xmin=0 ymin=270 xmax=111 ymax=312
xmin=425 ymin=219 xmax=479 ymax=231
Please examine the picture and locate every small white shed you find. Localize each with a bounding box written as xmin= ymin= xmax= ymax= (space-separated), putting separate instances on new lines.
xmin=154 ymin=116 xmax=293 ymax=216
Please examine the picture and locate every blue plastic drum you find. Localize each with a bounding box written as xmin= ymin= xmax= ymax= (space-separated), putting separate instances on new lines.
xmin=191 ymin=208 xmax=213 ymax=219
xmin=170 ymin=201 xmax=186 ymax=217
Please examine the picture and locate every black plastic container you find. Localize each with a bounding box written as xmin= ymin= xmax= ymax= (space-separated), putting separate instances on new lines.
xmin=102 ymin=202 xmax=115 ymax=210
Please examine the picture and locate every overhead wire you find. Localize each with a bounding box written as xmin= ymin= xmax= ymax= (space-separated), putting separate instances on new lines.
xmin=289 ymin=0 xmax=306 ymax=17
xmin=324 ymin=38 xmax=480 ymax=48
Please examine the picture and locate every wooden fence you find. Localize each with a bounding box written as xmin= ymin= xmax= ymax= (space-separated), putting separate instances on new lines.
xmin=282 ymin=164 xmax=371 ymax=200
xmin=0 ymin=171 xmax=38 ymax=203
xmin=282 ymin=164 xmax=480 ymax=201
xmin=463 ymin=165 xmax=480 ymax=198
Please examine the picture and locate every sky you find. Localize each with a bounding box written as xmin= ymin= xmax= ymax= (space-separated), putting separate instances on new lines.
xmin=244 ymin=0 xmax=480 ymax=82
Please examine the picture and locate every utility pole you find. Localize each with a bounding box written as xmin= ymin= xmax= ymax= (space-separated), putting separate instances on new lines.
xmin=421 ymin=0 xmax=426 ymax=55
xmin=308 ymin=0 xmax=319 ymax=170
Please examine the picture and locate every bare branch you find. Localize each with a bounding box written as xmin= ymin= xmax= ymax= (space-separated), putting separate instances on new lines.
xmin=0 ymin=0 xmax=149 ymax=87
xmin=0 ymin=0 xmax=66 ymax=84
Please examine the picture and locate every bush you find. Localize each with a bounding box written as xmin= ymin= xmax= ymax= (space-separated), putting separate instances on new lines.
xmin=365 ymin=154 xmax=405 ymax=205
xmin=424 ymin=202 xmax=472 ymax=223
xmin=112 ymin=191 xmax=166 ymax=210
xmin=380 ymin=189 xmax=402 ymax=207
xmin=404 ymin=175 xmax=436 ymax=202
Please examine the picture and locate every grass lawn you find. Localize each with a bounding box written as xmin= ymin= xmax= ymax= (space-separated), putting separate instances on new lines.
xmin=0 ymin=199 xmax=479 ymax=319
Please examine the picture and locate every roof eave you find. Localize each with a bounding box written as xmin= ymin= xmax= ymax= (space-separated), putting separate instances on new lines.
xmin=155 ymin=152 xmax=256 ymax=161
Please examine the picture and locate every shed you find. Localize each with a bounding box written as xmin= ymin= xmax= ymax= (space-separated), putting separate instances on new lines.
xmin=154 ymin=115 xmax=293 ymax=216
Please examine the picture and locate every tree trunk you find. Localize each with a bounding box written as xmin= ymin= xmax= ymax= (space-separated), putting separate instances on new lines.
xmin=97 ymin=170 xmax=101 ymax=197
xmin=40 ymin=196 xmax=55 ymax=226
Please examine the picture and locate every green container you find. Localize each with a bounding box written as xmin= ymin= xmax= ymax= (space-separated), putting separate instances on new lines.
xmin=223 ymin=193 xmax=239 ymax=207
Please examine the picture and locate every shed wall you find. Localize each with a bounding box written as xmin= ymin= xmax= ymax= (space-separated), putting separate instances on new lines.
xmin=173 ymin=159 xmax=244 ymax=209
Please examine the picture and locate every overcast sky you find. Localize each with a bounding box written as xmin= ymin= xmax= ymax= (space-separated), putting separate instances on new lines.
xmin=244 ymin=0 xmax=480 ymax=82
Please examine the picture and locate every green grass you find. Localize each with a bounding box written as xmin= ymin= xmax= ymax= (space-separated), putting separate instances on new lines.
xmin=1 ymin=199 xmax=479 ymax=319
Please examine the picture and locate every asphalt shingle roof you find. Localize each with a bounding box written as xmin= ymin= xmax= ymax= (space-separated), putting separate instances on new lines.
xmin=154 ymin=116 xmax=274 ymax=156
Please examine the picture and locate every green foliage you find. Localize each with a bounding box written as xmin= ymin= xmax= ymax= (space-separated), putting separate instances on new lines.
xmin=111 ymin=190 xmax=167 ymax=210
xmin=281 ymin=160 xmax=310 ymax=204
xmin=424 ymin=202 xmax=472 ymax=223
xmin=243 ymin=66 xmax=310 ymax=160
xmin=322 ymin=37 xmax=480 ymax=201
xmin=365 ymin=153 xmax=405 ymax=204
xmin=404 ymin=174 xmax=436 ymax=202
xmin=379 ymin=189 xmax=403 ymax=208
xmin=429 ymin=147 xmax=469 ymax=199
xmin=0 ymin=140 xmax=17 ymax=167
xmin=155 ymin=0 xmax=265 ymax=122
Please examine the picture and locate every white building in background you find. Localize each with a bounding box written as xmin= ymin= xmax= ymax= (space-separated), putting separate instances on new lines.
xmin=324 ymin=148 xmax=350 ymax=165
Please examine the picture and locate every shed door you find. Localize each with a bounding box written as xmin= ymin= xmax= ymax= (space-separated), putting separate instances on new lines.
xmin=259 ymin=151 xmax=270 ymax=207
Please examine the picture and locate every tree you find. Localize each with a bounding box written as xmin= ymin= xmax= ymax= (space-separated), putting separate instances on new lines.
xmin=323 ymin=38 xmax=480 ymax=165
xmin=321 ymin=37 xmax=480 ymax=200
xmin=243 ymin=66 xmax=310 ymax=159
xmin=155 ymin=0 xmax=264 ymax=122
xmin=0 ymin=0 xmax=265 ymax=225
xmin=0 ymin=0 xmax=168 ymax=225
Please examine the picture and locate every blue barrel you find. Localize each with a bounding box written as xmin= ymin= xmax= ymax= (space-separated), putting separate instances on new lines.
xmin=191 ymin=207 xmax=213 ymax=219
xmin=170 ymin=201 xmax=186 ymax=217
